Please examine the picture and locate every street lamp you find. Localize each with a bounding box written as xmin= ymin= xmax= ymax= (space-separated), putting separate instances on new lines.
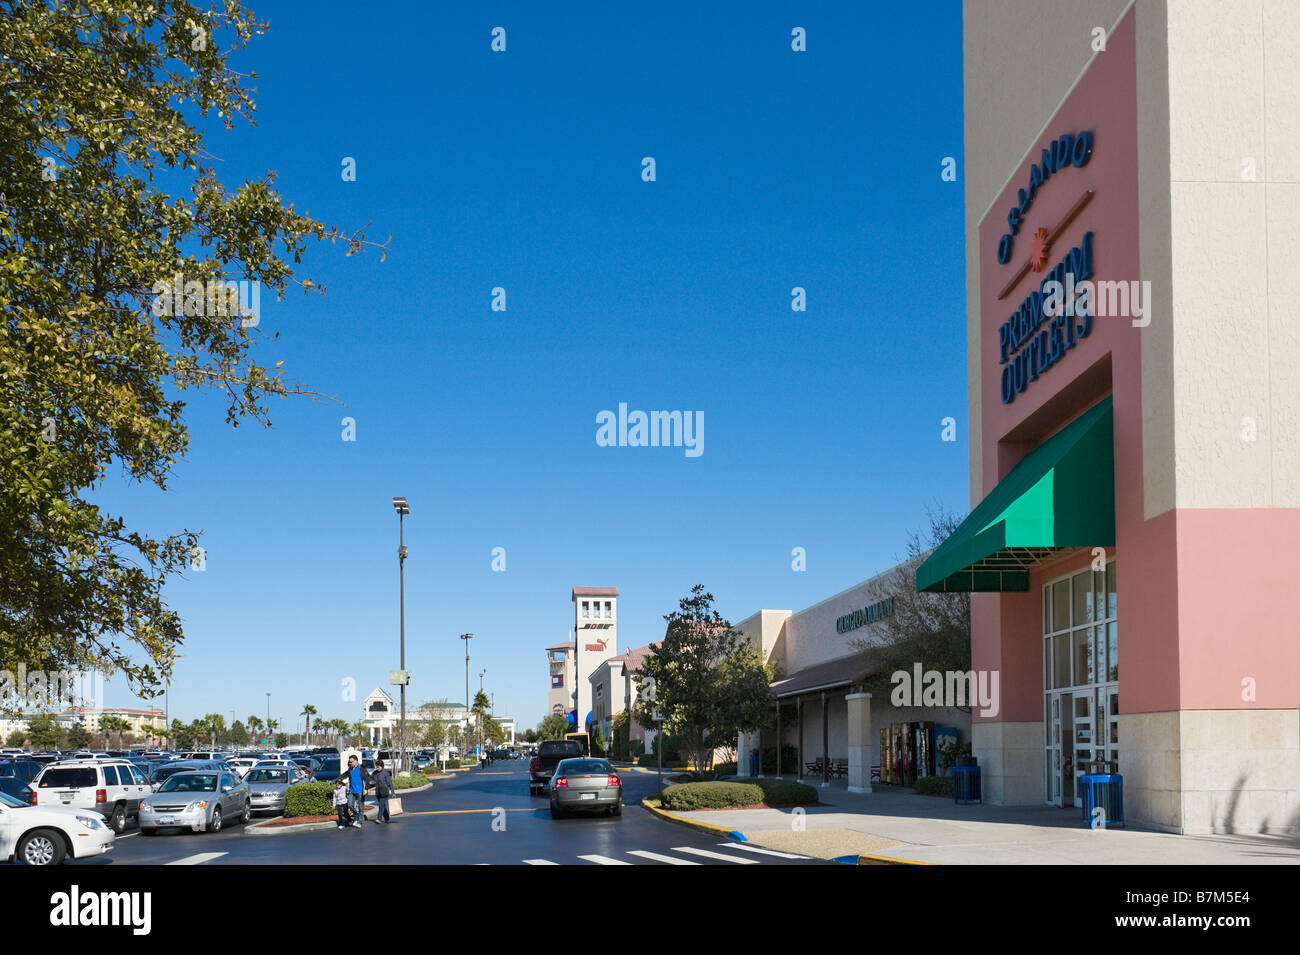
xmin=266 ymin=693 xmax=270 ymax=745
xmin=393 ymin=496 xmax=410 ymax=774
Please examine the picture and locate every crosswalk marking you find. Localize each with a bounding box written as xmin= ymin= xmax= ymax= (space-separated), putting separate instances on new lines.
xmin=671 ymin=846 xmax=759 ymax=864
xmin=166 ymin=852 xmax=227 ymax=865
xmin=522 ymin=858 xmax=559 ymax=865
xmin=577 ymin=854 xmax=631 ymax=865
xmin=718 ymin=842 xmax=809 ymax=859
xmin=627 ymin=849 xmax=700 ymax=865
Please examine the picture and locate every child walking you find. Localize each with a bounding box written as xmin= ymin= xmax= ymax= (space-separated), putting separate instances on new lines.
xmin=333 ymin=777 xmax=350 ymax=829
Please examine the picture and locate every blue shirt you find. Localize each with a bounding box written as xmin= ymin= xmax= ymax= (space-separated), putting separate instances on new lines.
xmin=348 ymin=766 xmax=363 ymax=794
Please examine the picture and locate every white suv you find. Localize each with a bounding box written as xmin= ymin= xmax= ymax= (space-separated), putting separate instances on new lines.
xmin=31 ymin=759 xmax=151 ymax=833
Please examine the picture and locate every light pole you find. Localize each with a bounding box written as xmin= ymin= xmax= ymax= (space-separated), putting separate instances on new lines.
xmin=266 ymin=693 xmax=270 ymax=745
xmin=393 ymin=496 xmax=410 ymax=774
xmin=460 ymin=633 xmax=473 ymax=753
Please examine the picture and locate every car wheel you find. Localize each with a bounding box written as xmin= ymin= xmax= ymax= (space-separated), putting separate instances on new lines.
xmin=612 ymin=801 xmax=622 ymax=817
xmin=140 ymin=827 xmax=157 ymax=836
xmin=108 ymin=803 xmax=127 ymax=833
xmin=550 ymin=802 xmax=564 ymax=819
xmin=17 ymin=829 xmax=65 ymax=866
xmin=240 ymin=801 xmax=251 ymax=825
xmin=209 ymin=806 xmax=223 ymax=833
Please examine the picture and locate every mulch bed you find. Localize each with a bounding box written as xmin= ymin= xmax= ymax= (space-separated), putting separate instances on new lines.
xmin=258 ymin=814 xmax=344 ymax=827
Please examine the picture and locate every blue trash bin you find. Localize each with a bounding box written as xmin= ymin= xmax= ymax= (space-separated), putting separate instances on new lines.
xmin=952 ymin=765 xmax=981 ymax=804
xmin=1079 ymin=773 xmax=1124 ymax=827
xmin=749 ymin=750 xmax=760 ymax=777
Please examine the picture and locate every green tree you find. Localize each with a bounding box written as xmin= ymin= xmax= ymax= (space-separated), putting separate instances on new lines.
xmin=536 ymin=713 xmax=570 ymax=741
xmin=0 ymin=1 xmax=384 ymax=697
xmin=65 ymin=723 xmax=90 ymax=749
xmin=484 ymin=716 xmax=506 ymax=746
xmin=4 ymin=727 xmax=26 ymax=747
xmin=415 ymin=700 xmax=450 ymax=749
xmin=849 ymin=505 xmax=972 ymax=700
xmin=100 ymin=714 xmax=130 ymax=749
xmin=632 ymin=585 xmax=771 ymax=773
xmin=26 ymin=713 xmax=63 ymax=750
xmin=246 ymin=715 xmax=264 ymax=744
xmin=611 ymin=711 xmax=630 ymax=760
xmin=273 ymin=732 xmax=287 ymax=749
xmin=229 ymin=720 xmax=248 ymax=746
xmin=300 ymin=704 xmax=317 ymax=744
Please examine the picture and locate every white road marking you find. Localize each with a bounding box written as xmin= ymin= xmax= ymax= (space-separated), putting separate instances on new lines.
xmin=522 ymin=858 xmax=558 ymax=865
xmin=718 ymin=842 xmax=809 ymax=859
xmin=671 ymin=846 xmax=759 ymax=864
xmin=166 ymin=852 xmax=227 ymax=865
xmin=627 ymin=849 xmax=700 ymax=865
xmin=578 ymin=854 xmax=632 ymax=865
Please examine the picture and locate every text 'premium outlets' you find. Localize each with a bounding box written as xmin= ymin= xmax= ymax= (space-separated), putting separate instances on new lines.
xmin=595 ymin=403 xmax=703 ymax=458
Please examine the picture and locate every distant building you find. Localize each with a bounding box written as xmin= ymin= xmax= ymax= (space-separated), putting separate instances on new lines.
xmin=589 ymin=642 xmax=659 ymax=752
xmin=544 ymin=641 xmax=575 ymax=720
xmin=362 ymin=688 xmax=514 ymax=746
xmin=571 ymin=586 xmax=620 ymax=733
xmin=59 ymin=706 xmax=165 ymax=743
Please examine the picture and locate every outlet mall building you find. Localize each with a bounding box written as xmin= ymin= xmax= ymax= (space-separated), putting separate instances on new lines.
xmin=913 ymin=1 xmax=1300 ymax=833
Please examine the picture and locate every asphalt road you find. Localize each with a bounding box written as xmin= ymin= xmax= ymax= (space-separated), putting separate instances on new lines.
xmin=69 ymin=762 xmax=829 ymax=866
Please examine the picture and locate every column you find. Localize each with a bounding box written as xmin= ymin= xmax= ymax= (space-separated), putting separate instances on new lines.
xmin=737 ymin=730 xmax=761 ymax=777
xmin=846 ymin=692 xmax=873 ymax=794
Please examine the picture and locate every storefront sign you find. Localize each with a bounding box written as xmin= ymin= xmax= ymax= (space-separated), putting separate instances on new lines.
xmin=836 ymin=596 xmax=895 ymax=634
xmin=998 ymin=232 xmax=1094 ymax=404
xmin=996 ymin=130 xmax=1094 ymax=264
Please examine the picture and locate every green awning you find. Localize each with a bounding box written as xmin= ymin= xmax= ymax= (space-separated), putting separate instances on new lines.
xmin=916 ymin=396 xmax=1115 ymax=592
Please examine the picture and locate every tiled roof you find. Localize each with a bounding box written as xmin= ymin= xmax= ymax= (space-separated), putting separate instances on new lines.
xmin=768 ymin=653 xmax=872 ymax=697
xmin=572 ymin=586 xmax=619 ymax=598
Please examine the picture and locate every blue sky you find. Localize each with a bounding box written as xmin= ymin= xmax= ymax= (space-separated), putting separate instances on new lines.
xmin=93 ymin=2 xmax=967 ymax=733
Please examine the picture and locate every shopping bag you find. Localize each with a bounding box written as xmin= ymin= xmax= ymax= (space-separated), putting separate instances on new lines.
xmin=388 ymin=797 xmax=403 ymax=816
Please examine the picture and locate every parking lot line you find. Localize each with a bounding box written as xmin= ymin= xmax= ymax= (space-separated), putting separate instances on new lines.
xmin=671 ymin=846 xmax=759 ymax=864
xmin=577 ymin=854 xmax=632 ymax=865
xmin=166 ymin=852 xmax=228 ymax=865
xmin=627 ymin=850 xmax=700 ymax=865
xmin=522 ymin=858 xmax=558 ymax=865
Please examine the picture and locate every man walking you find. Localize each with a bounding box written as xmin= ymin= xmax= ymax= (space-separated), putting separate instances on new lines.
xmin=372 ymin=758 xmax=394 ymax=824
xmin=344 ymin=754 xmax=371 ymax=828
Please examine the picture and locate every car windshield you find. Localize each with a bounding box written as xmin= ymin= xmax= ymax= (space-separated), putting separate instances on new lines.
xmin=159 ymin=773 xmax=218 ymax=792
xmin=539 ymin=741 xmax=582 ymax=756
xmin=38 ymin=767 xmax=98 ymax=788
xmin=0 ymin=790 xmax=26 ymax=808
xmin=557 ymin=759 xmax=610 ymax=774
xmin=245 ymin=769 xmax=288 ymax=783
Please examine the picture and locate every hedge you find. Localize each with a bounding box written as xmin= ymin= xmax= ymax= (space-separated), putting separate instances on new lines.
xmin=394 ymin=773 xmax=427 ymax=789
xmin=712 ymin=762 xmax=737 ymax=777
xmin=751 ymin=778 xmax=818 ymax=806
xmin=914 ymin=774 xmax=954 ymax=798
xmin=285 ymin=782 xmax=335 ymax=817
xmin=660 ymin=782 xmax=765 ymax=811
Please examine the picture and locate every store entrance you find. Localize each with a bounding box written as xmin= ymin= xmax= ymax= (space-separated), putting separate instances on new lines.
xmin=1043 ymin=560 xmax=1118 ymax=808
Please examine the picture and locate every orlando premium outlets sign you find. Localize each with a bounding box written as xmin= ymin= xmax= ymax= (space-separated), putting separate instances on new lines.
xmin=836 ymin=596 xmax=895 ymax=634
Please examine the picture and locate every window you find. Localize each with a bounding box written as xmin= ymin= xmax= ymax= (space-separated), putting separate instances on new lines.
xmin=582 ymin=601 xmax=590 ymax=619
xmin=604 ymin=601 xmax=612 ymax=618
xmin=103 ymin=766 xmax=120 ymax=785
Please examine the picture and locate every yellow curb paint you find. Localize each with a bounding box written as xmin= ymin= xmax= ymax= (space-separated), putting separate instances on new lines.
xmin=856 ymin=853 xmax=935 ymax=866
xmin=639 ymin=799 xmax=741 ymax=839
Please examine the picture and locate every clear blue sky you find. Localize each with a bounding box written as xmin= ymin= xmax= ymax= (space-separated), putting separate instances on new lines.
xmin=93 ymin=2 xmax=968 ymax=733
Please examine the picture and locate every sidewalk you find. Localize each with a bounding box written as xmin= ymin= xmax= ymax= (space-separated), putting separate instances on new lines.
xmin=667 ymin=778 xmax=1300 ymax=864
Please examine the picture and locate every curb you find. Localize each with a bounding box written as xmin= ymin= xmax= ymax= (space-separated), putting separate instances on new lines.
xmin=834 ymin=852 xmax=935 ymax=866
xmin=247 ymin=804 xmax=378 ymax=836
xmin=640 ymin=799 xmax=747 ymax=843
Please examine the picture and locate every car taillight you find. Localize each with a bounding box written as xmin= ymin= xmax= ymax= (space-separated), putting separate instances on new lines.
xmin=607 ymin=774 xmax=621 ymax=787
xmin=27 ymin=790 xmax=36 ymax=805
xmin=553 ymin=776 xmax=568 ymax=789
xmin=530 ymin=758 xmax=540 ymax=771
xmin=95 ymin=788 xmax=106 ymax=803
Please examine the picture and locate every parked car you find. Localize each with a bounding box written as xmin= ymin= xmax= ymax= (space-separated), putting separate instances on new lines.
xmin=0 ymin=758 xmax=42 ymax=784
xmin=291 ymin=756 xmax=321 ymax=776
xmin=226 ymin=757 xmax=259 ymax=778
xmin=30 ymin=758 xmax=152 ymax=833
xmin=313 ymin=757 xmax=374 ymax=783
xmin=548 ymin=758 xmax=622 ymax=818
xmin=138 ymin=770 xmax=250 ymax=834
xmin=148 ymin=759 xmax=226 ymax=790
xmin=0 ymin=777 xmax=36 ymax=805
xmin=0 ymin=789 xmax=115 ymax=864
xmin=243 ymin=765 xmax=306 ymax=815
xmin=529 ymin=739 xmax=585 ymax=796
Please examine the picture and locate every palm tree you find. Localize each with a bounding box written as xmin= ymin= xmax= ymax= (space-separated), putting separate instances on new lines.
xmin=300 ymin=704 xmax=317 ymax=745
xmin=100 ymin=715 xmax=130 ymax=750
xmin=247 ymin=714 xmax=264 ymax=743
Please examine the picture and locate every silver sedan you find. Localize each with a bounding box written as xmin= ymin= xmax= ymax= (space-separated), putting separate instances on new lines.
xmin=138 ymin=770 xmax=251 ymax=834
xmin=243 ymin=764 xmax=307 ymax=815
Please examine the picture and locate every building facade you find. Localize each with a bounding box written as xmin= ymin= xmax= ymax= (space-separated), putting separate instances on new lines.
xmin=917 ymin=0 xmax=1300 ymax=833
xmin=735 ymin=562 xmax=971 ymax=790
xmin=545 ymin=641 xmax=575 ymax=719
xmin=570 ymin=586 xmax=620 ymax=730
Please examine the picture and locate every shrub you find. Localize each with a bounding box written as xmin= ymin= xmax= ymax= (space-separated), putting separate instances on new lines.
xmin=660 ymin=781 xmax=764 ymax=811
xmin=284 ymin=782 xmax=334 ymax=817
xmin=712 ymin=761 xmax=737 ymax=777
xmin=751 ymin=778 xmax=818 ymax=806
xmin=760 ymin=745 xmax=799 ymax=774
xmin=914 ymin=774 xmax=954 ymax=798
xmin=635 ymin=752 xmax=664 ymax=766
xmin=394 ymin=773 xmax=426 ymax=789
